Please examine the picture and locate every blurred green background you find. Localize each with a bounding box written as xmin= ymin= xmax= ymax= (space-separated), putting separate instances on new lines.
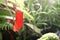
xmin=0 ymin=0 xmax=60 ymax=40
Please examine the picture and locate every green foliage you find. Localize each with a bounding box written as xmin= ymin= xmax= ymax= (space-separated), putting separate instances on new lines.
xmin=0 ymin=17 xmax=7 ymax=28
xmin=0 ymin=17 xmax=12 ymax=30
xmin=24 ymin=0 xmax=60 ymax=29
xmin=0 ymin=17 xmax=6 ymax=24
xmin=0 ymin=8 xmax=12 ymax=29
xmin=0 ymin=0 xmax=60 ymax=40
xmin=0 ymin=8 xmax=11 ymax=16
xmin=23 ymin=0 xmax=60 ymax=39
xmin=37 ymin=33 xmax=59 ymax=40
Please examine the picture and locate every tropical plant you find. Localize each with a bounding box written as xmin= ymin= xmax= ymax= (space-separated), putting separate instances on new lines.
xmin=0 ymin=0 xmax=60 ymax=40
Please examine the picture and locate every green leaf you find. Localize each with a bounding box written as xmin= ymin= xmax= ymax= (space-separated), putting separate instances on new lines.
xmin=0 ymin=17 xmax=7 ymax=24
xmin=0 ymin=8 xmax=11 ymax=16
xmin=25 ymin=23 xmax=42 ymax=34
xmin=24 ymin=10 xmax=34 ymax=21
